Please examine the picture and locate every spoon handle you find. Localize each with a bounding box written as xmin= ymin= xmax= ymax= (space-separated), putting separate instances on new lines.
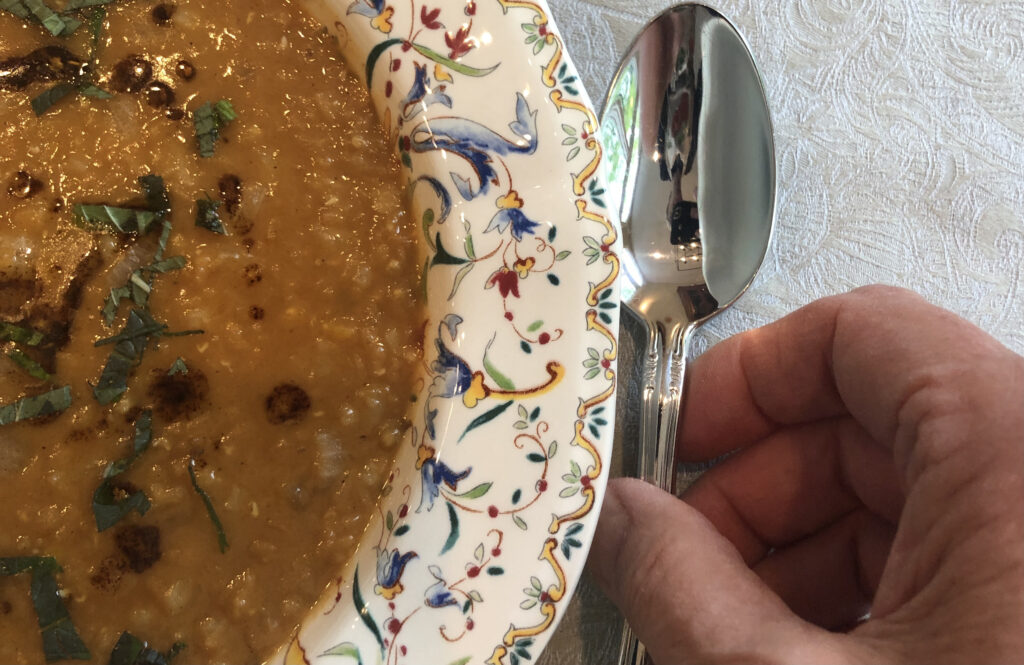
xmin=638 ymin=323 xmax=667 ymax=485
xmin=656 ymin=325 xmax=693 ymax=492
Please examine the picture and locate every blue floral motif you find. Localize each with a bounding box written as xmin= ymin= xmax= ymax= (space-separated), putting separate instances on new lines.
xmin=485 ymin=207 xmax=540 ymax=241
xmin=424 ymin=565 xmax=459 ymax=608
xmin=347 ymin=0 xmax=386 ymax=18
xmin=418 ymin=457 xmax=470 ymax=512
xmin=401 ymin=64 xmax=453 ymax=120
xmin=374 ymin=546 xmax=418 ymax=599
xmin=411 ymin=93 xmax=538 ymax=200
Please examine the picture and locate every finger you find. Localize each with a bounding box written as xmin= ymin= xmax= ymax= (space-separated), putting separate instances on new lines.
xmin=683 ymin=417 xmax=903 ymax=564
xmin=590 ymin=478 xmax=841 ymax=664
xmin=677 ymin=285 xmax=1014 ymax=465
xmin=754 ymin=508 xmax=895 ymax=630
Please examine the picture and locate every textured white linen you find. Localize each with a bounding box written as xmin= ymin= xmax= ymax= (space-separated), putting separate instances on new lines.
xmin=540 ymin=1 xmax=1024 ymax=662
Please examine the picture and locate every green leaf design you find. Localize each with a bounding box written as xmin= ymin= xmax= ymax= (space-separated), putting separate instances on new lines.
xmin=431 ymin=232 xmax=469 ymax=266
xmin=365 ymin=38 xmax=403 ymax=88
xmin=411 ymin=43 xmax=499 ymax=78
xmin=483 ymin=336 xmax=515 ymax=390
xmin=526 ymin=320 xmax=544 ymax=333
xmin=455 ymin=482 xmax=492 ymax=499
xmin=458 ymin=400 xmax=514 ymax=442
xmin=440 ymin=501 xmax=459 ymax=554
xmin=447 ymin=263 xmax=474 ymax=300
xmin=352 ymin=567 xmax=385 ymax=656
xmin=320 ymin=641 xmax=362 ymax=663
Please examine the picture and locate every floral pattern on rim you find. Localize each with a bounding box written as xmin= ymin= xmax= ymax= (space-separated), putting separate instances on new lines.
xmin=278 ymin=0 xmax=619 ymax=662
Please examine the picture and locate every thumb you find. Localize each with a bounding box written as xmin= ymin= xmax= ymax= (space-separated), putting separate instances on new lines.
xmin=589 ymin=478 xmax=842 ymax=664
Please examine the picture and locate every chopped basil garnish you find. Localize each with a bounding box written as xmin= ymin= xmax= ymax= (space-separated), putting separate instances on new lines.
xmin=194 ymin=196 xmax=226 ymax=234
xmin=31 ymin=81 xmax=111 ymax=116
xmin=0 ymin=321 xmax=44 ymax=346
xmin=167 ymin=357 xmax=187 ymax=375
xmin=73 ymin=175 xmax=171 ymax=235
xmin=187 ymin=459 xmax=229 ymax=553
xmin=64 ymin=0 xmax=118 ymax=9
xmin=23 ymin=0 xmax=81 ymax=36
xmin=0 ymin=556 xmax=91 ymax=662
xmin=92 ymin=309 xmax=202 ymax=404
xmin=92 ymin=409 xmax=153 ymax=531
xmin=0 ymin=385 xmax=71 ymax=425
xmin=6 ymin=348 xmax=54 ymax=382
xmin=139 ymin=174 xmax=171 ymax=220
xmin=31 ymin=82 xmax=77 ymax=116
xmin=73 ymin=205 xmax=163 ymax=234
xmin=93 ymin=309 xmax=159 ymax=404
xmin=108 ymin=632 xmax=186 ymax=665
xmin=192 ymin=99 xmax=237 ymax=158
xmin=0 ymin=0 xmax=31 ymax=19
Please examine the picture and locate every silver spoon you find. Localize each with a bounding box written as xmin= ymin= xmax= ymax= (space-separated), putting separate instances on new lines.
xmin=598 ymin=5 xmax=776 ymax=663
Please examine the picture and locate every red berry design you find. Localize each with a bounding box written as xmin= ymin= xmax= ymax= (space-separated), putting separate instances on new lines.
xmin=385 ymin=81 xmax=393 ymax=97
xmin=467 ymin=618 xmax=475 ymax=630
xmin=387 ymin=618 xmax=401 ymax=634
xmin=601 ymin=359 xmax=611 ymax=369
xmin=468 ymin=565 xmax=480 ymax=578
xmin=538 ymin=479 xmax=548 ymax=491
xmin=504 ymin=311 xmax=513 ymax=321
xmin=398 ymin=503 xmax=409 ymax=518
xmin=538 ymin=332 xmax=551 ymax=345
xmin=487 ymin=505 xmax=499 ymax=518
xmin=492 ymin=547 xmax=501 ymax=557
xmin=580 ymin=475 xmax=591 ymax=488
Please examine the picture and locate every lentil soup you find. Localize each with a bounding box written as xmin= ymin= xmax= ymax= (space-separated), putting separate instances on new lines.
xmin=0 ymin=1 xmax=422 ymax=662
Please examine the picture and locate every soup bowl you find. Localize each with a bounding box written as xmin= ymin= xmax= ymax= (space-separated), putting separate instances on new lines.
xmin=273 ymin=0 xmax=621 ymax=662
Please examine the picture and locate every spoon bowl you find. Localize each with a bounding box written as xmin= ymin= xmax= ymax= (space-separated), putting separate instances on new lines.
xmin=599 ymin=4 xmax=776 ymax=662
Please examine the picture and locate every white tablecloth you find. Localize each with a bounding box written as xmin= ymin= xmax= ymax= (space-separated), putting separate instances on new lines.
xmin=540 ymin=0 xmax=1024 ymax=661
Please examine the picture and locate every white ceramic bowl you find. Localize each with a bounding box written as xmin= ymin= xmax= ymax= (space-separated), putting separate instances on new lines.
xmin=274 ymin=1 xmax=620 ymax=662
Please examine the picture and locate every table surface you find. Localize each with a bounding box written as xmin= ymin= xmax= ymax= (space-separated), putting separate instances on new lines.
xmin=539 ymin=0 xmax=1024 ymax=662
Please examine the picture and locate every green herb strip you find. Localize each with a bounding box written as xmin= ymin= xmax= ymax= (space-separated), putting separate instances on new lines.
xmin=0 ymin=386 xmax=71 ymax=426
xmin=187 ymin=459 xmax=229 ymax=553
xmin=93 ymin=309 xmax=158 ymax=405
xmin=0 ymin=0 xmax=32 ymax=19
xmin=23 ymin=0 xmax=80 ymax=36
xmin=194 ymin=197 xmax=226 ymax=234
xmin=0 ymin=557 xmax=91 ymax=662
xmin=31 ymin=82 xmax=78 ymax=116
xmin=192 ymin=99 xmax=237 ymax=158
xmin=6 ymin=348 xmax=54 ymax=382
xmin=92 ymin=409 xmax=153 ymax=531
xmin=0 ymin=322 xmax=44 ymax=346
xmin=108 ymin=632 xmax=186 ymax=665
xmin=167 ymin=358 xmax=188 ymax=375
xmin=72 ymin=204 xmax=163 ymax=234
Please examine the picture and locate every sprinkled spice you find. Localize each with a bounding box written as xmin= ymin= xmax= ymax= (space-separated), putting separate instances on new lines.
xmin=264 ymin=383 xmax=310 ymax=424
xmin=151 ymin=3 xmax=176 ymax=25
xmin=248 ymin=305 xmax=264 ymax=321
xmin=144 ymin=81 xmax=175 ymax=108
xmin=174 ymin=59 xmax=195 ymax=81
xmin=217 ymin=174 xmax=242 ymax=214
xmin=109 ymin=55 xmax=152 ymax=93
xmin=7 ymin=171 xmax=43 ymax=199
xmin=243 ymin=263 xmax=261 ymax=285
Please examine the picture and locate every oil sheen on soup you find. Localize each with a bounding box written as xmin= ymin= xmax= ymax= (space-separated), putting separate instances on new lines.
xmin=0 ymin=1 xmax=422 ymax=662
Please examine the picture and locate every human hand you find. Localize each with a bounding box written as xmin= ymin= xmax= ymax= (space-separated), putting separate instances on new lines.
xmin=590 ymin=286 xmax=1024 ymax=663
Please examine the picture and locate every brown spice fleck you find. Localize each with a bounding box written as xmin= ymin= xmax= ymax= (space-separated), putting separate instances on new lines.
xmin=148 ymin=367 xmax=209 ymax=422
xmin=7 ymin=171 xmax=43 ymax=199
xmin=243 ymin=263 xmax=262 ymax=284
xmin=265 ymin=383 xmax=311 ymax=424
xmin=144 ymin=80 xmax=175 ymax=108
xmin=114 ymin=525 xmax=162 ymax=574
xmin=90 ymin=556 xmax=127 ymax=592
xmin=0 ymin=600 xmax=11 ymax=615
xmin=151 ymin=3 xmax=176 ymax=25
xmin=218 ymin=174 xmax=242 ymax=214
xmin=110 ymin=55 xmax=153 ymax=93
xmin=249 ymin=305 xmax=265 ymax=321
xmin=165 ymin=107 xmax=185 ymax=121
xmin=174 ymin=59 xmax=196 ymax=81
